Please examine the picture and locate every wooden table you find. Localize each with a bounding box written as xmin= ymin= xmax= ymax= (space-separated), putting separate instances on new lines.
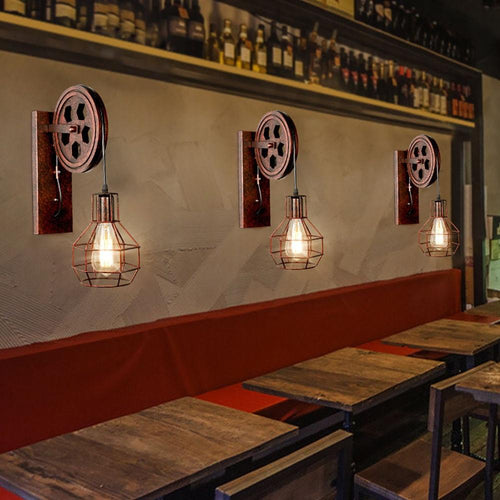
xmin=382 ymin=319 xmax=500 ymax=369
xmin=244 ymin=347 xmax=445 ymax=432
xmin=456 ymin=362 xmax=500 ymax=500
xmin=468 ymin=301 xmax=500 ymax=319
xmin=0 ymin=397 xmax=298 ymax=500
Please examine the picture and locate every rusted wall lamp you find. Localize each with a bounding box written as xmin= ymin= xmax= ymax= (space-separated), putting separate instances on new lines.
xmin=394 ymin=134 xmax=459 ymax=257
xmin=238 ymin=111 xmax=323 ymax=270
xmin=32 ymin=84 xmax=140 ymax=287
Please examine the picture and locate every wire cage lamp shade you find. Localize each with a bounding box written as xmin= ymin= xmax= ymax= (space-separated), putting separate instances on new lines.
xmin=72 ymin=192 xmax=140 ymax=287
xmin=418 ymin=199 xmax=459 ymax=257
xmin=270 ymin=195 xmax=324 ymax=270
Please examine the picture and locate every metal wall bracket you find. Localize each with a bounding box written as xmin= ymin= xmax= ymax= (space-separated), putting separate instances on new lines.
xmin=394 ymin=149 xmax=419 ymax=225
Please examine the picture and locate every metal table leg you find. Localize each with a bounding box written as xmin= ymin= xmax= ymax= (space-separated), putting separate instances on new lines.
xmin=486 ymin=403 xmax=498 ymax=500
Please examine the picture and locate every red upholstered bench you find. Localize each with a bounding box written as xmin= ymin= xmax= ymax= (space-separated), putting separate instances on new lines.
xmin=0 ymin=269 xmax=461 ymax=457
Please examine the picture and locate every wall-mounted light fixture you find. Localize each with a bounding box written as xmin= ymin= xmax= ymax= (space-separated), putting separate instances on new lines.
xmin=238 ymin=111 xmax=323 ymax=269
xmin=394 ymin=134 xmax=459 ymax=257
xmin=32 ymin=84 xmax=140 ymax=287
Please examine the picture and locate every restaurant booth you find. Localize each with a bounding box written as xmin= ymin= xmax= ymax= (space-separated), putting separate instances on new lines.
xmin=1 ymin=0 xmax=500 ymax=498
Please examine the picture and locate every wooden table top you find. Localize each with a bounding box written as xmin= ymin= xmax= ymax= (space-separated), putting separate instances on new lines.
xmin=456 ymin=363 xmax=500 ymax=405
xmin=382 ymin=319 xmax=500 ymax=356
xmin=0 ymin=397 xmax=297 ymax=500
xmin=467 ymin=302 xmax=500 ymax=319
xmin=243 ymin=347 xmax=445 ymax=414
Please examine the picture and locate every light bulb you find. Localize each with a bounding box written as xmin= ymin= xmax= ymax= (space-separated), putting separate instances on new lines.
xmin=91 ymin=223 xmax=121 ymax=275
xmin=285 ymin=219 xmax=309 ymax=259
xmin=429 ymin=217 xmax=450 ymax=250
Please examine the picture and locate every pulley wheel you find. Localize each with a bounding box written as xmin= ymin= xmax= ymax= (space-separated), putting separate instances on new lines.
xmin=407 ymin=134 xmax=440 ymax=189
xmin=53 ymin=84 xmax=108 ymax=174
xmin=255 ymin=111 xmax=298 ymax=180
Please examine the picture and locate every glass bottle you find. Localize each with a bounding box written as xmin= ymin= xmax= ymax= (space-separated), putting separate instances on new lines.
xmin=320 ymin=37 xmax=328 ymax=85
xmin=450 ymin=82 xmax=459 ymax=117
xmin=387 ymin=60 xmax=398 ymax=104
xmin=2 ymin=0 xmax=26 ymax=15
xmin=348 ymin=49 xmax=359 ymax=94
xmin=76 ymin=0 xmax=89 ymax=29
xmin=29 ymin=0 xmax=43 ymax=18
xmin=340 ymin=45 xmax=349 ymax=91
xmin=383 ymin=0 xmax=392 ymax=32
xmin=267 ymin=21 xmax=281 ymax=76
xmin=281 ymin=25 xmax=294 ymax=79
xmin=119 ymin=0 xmax=135 ymax=41
xmin=406 ymin=67 xmax=415 ymax=108
xmin=236 ymin=24 xmax=252 ymax=70
xmin=431 ymin=76 xmax=440 ymax=113
xmin=253 ymin=24 xmax=267 ymax=73
xmin=205 ymin=23 xmax=220 ymax=62
xmin=374 ymin=0 xmax=384 ymax=29
xmin=53 ymin=0 xmax=76 ymax=27
xmin=293 ymin=30 xmax=306 ymax=81
xmin=378 ymin=59 xmax=387 ymax=101
xmin=164 ymin=0 xmax=188 ymax=53
xmin=412 ymin=68 xmax=420 ymax=109
xmin=325 ymin=29 xmax=340 ymax=89
xmin=457 ymin=83 xmax=465 ymax=118
xmin=106 ymin=0 xmax=119 ymax=36
xmin=187 ymin=0 xmax=204 ymax=58
xmin=365 ymin=0 xmax=375 ymax=25
xmin=91 ymin=0 xmax=108 ymax=34
xmin=307 ymin=21 xmax=321 ymax=84
xmin=369 ymin=56 xmax=379 ymax=100
xmin=134 ymin=0 xmax=146 ymax=44
xmin=221 ymin=18 xmax=236 ymax=66
xmin=357 ymin=0 xmax=367 ymax=23
xmin=439 ymin=79 xmax=447 ymax=116
xmin=146 ymin=0 xmax=160 ymax=47
xmin=397 ymin=65 xmax=408 ymax=106
xmin=420 ymin=70 xmax=430 ymax=110
xmin=358 ymin=51 xmax=368 ymax=96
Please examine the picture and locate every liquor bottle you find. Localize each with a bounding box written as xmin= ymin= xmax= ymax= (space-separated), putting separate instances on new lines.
xmin=52 ymin=0 xmax=76 ymax=27
xmin=419 ymin=70 xmax=430 ymax=110
xmin=378 ymin=59 xmax=387 ymax=101
xmin=236 ymin=24 xmax=252 ymax=70
xmin=307 ymin=22 xmax=322 ymax=84
xmin=368 ymin=56 xmax=379 ymax=99
xmin=439 ymin=79 xmax=447 ymax=116
xmin=76 ymin=0 xmax=89 ymax=29
xmin=374 ymin=0 xmax=384 ymax=29
xmin=325 ymin=29 xmax=340 ymax=88
xmin=267 ymin=21 xmax=281 ymax=75
xmin=391 ymin=0 xmax=401 ymax=36
xmin=348 ymin=50 xmax=359 ymax=94
xmin=119 ymin=0 xmax=135 ymax=41
xmin=357 ymin=0 xmax=367 ymax=23
xmin=430 ymin=76 xmax=439 ymax=113
xmin=163 ymin=0 xmax=188 ymax=52
xmin=281 ymin=26 xmax=294 ymax=79
xmin=28 ymin=0 xmax=43 ymax=18
xmin=467 ymin=86 xmax=475 ymax=121
xmin=293 ymin=30 xmax=307 ymax=80
xmin=407 ymin=67 xmax=415 ymax=108
xmin=146 ymin=0 xmax=160 ymax=47
xmin=134 ymin=0 xmax=146 ymax=44
xmin=107 ymin=0 xmax=119 ymax=36
xmin=383 ymin=0 xmax=392 ymax=32
xmin=253 ymin=24 xmax=267 ymax=74
xmin=365 ymin=0 xmax=375 ymax=25
xmin=386 ymin=60 xmax=398 ymax=104
xmin=397 ymin=65 xmax=408 ymax=106
xmin=410 ymin=9 xmax=422 ymax=44
xmin=187 ymin=0 xmax=204 ymax=58
xmin=2 ymin=0 xmax=26 ymax=15
xmin=457 ymin=84 xmax=465 ymax=118
xmin=206 ymin=23 xmax=220 ymax=62
xmin=221 ymin=18 xmax=236 ymax=66
xmin=340 ymin=45 xmax=350 ymax=91
xmin=358 ymin=52 xmax=368 ymax=96
xmin=450 ymin=82 xmax=459 ymax=117
xmin=91 ymin=0 xmax=108 ymax=34
xmin=320 ymin=38 xmax=328 ymax=84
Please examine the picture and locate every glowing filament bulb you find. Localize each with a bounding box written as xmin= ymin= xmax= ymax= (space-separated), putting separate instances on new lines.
xmin=429 ymin=217 xmax=450 ymax=250
xmin=285 ymin=219 xmax=309 ymax=258
xmin=91 ymin=223 xmax=120 ymax=275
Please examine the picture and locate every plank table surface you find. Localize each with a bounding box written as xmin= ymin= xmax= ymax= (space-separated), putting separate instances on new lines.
xmin=467 ymin=301 xmax=500 ymax=319
xmin=382 ymin=319 xmax=500 ymax=356
xmin=0 ymin=397 xmax=298 ymax=500
xmin=243 ymin=347 xmax=445 ymax=414
xmin=456 ymin=363 xmax=500 ymax=405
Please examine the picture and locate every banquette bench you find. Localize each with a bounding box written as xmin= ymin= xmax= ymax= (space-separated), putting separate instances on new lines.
xmin=0 ymin=269 xmax=464 ymax=462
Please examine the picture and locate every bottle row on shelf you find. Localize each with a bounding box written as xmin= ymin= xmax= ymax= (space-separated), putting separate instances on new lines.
xmin=355 ymin=0 xmax=475 ymax=66
xmin=0 ymin=0 xmax=475 ymax=121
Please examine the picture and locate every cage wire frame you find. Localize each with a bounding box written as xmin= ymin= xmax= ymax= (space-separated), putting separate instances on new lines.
xmin=418 ymin=199 xmax=459 ymax=257
xmin=72 ymin=192 xmax=140 ymax=287
xmin=270 ymin=195 xmax=324 ymax=270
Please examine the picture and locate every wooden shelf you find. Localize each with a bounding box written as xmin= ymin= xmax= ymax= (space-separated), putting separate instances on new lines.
xmin=0 ymin=12 xmax=474 ymax=133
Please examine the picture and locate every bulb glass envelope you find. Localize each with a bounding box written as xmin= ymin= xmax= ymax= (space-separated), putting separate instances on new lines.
xmin=72 ymin=192 xmax=140 ymax=287
xmin=418 ymin=199 xmax=459 ymax=257
xmin=270 ymin=195 xmax=323 ymax=270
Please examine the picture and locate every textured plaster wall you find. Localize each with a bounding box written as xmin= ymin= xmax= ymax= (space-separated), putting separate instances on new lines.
xmin=0 ymin=49 xmax=452 ymax=348
xmin=483 ymin=75 xmax=500 ymax=215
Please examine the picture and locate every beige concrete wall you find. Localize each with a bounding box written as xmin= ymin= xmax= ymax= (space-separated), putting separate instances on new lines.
xmin=0 ymin=49 xmax=452 ymax=348
xmin=483 ymin=75 xmax=500 ymax=215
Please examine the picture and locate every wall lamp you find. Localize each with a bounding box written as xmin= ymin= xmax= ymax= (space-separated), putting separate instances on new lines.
xmin=238 ymin=111 xmax=323 ymax=270
xmin=32 ymin=84 xmax=140 ymax=287
xmin=394 ymin=134 xmax=459 ymax=257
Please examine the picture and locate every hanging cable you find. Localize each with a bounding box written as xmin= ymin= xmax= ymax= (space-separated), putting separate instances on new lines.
xmin=292 ymin=141 xmax=298 ymax=196
xmin=101 ymin=111 xmax=108 ymax=193
xmin=53 ymin=155 xmax=63 ymax=218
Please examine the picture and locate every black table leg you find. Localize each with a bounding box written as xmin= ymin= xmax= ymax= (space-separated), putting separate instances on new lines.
xmin=486 ymin=403 xmax=498 ymax=500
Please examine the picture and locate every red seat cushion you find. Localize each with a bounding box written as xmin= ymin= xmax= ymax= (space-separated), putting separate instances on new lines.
xmin=0 ymin=489 xmax=20 ymax=499
xmin=357 ymin=340 xmax=420 ymax=356
xmin=196 ymin=383 xmax=320 ymax=422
